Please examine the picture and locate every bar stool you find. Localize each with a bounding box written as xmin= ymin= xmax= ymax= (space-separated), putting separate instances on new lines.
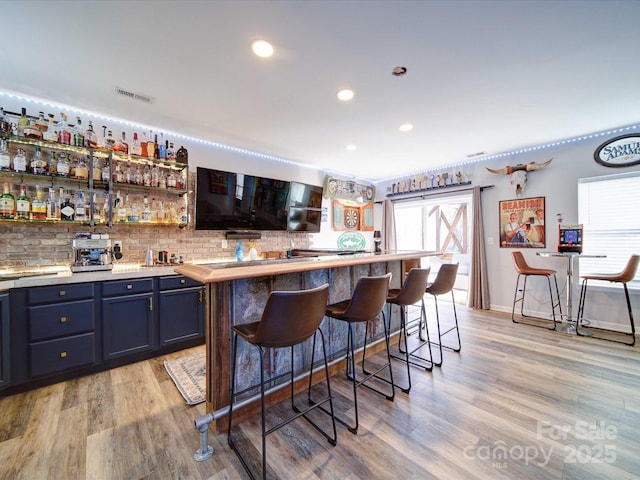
xmin=227 ymin=283 xmax=336 ymax=480
xmin=425 ymin=263 xmax=461 ymax=367
xmin=323 ymin=272 xmax=393 ymax=434
xmin=576 ymin=254 xmax=638 ymax=346
xmin=385 ymin=267 xmax=432 ymax=393
xmin=511 ymin=251 xmax=563 ymax=330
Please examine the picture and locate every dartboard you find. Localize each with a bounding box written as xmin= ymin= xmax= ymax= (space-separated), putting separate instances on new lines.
xmin=344 ymin=208 xmax=359 ymax=229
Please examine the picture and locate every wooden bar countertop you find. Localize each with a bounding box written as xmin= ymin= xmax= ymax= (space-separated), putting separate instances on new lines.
xmin=174 ymin=250 xmax=436 ymax=283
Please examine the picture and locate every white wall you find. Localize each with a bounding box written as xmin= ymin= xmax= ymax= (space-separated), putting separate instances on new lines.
xmin=378 ymin=128 xmax=640 ymax=332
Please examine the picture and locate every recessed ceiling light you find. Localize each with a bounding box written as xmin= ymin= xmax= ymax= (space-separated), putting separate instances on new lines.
xmin=251 ymin=40 xmax=274 ymax=58
xmin=337 ymin=89 xmax=354 ymax=101
xmin=345 ymin=144 xmax=357 ymax=151
xmin=399 ymin=123 xmax=414 ymax=132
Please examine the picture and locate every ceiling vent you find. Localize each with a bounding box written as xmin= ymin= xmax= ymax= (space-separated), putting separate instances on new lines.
xmin=113 ymin=86 xmax=154 ymax=104
xmin=465 ymin=151 xmax=487 ymax=158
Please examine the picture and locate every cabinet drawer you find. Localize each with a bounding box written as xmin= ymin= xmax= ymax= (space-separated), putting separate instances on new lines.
xmin=102 ymin=278 xmax=153 ymax=297
xmin=27 ymin=283 xmax=94 ymax=305
xmin=30 ymin=332 xmax=95 ymax=377
xmin=29 ymin=300 xmax=94 ymax=342
xmin=158 ymin=275 xmax=203 ymax=290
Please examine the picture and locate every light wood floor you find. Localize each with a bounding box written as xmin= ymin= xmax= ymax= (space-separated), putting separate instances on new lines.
xmin=1 ymin=306 xmax=639 ymax=480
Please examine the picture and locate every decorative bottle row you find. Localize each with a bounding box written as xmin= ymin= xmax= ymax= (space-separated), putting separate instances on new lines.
xmin=0 ymin=106 xmax=188 ymax=163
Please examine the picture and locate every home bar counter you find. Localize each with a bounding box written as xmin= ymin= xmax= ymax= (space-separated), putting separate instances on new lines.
xmin=175 ymin=250 xmax=434 ymax=425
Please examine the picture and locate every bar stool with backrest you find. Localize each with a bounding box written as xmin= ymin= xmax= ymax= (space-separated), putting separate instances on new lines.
xmin=384 ymin=267 xmax=432 ymax=393
xmin=576 ymin=254 xmax=638 ymax=346
xmin=227 ymin=283 xmax=336 ymax=480
xmin=322 ymin=272 xmax=393 ymax=434
xmin=425 ymin=262 xmax=461 ymax=367
xmin=511 ymin=251 xmax=563 ymax=330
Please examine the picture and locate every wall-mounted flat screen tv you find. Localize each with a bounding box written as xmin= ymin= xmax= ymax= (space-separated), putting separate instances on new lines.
xmin=287 ymin=182 xmax=323 ymax=232
xmin=195 ymin=167 xmax=290 ymax=231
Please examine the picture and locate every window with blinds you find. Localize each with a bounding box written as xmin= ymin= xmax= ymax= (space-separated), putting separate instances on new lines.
xmin=578 ymin=172 xmax=640 ymax=289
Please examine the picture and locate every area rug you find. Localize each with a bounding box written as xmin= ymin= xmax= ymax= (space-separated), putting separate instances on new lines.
xmin=164 ymin=351 xmax=206 ymax=405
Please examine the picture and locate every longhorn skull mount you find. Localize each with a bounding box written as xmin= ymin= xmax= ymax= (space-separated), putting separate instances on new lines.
xmin=486 ymin=159 xmax=552 ymax=198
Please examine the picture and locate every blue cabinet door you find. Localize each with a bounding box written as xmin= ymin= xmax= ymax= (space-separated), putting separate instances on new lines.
xmin=158 ymin=286 xmax=204 ymax=347
xmin=0 ymin=293 xmax=9 ymax=389
xmin=102 ymin=293 xmax=154 ymax=360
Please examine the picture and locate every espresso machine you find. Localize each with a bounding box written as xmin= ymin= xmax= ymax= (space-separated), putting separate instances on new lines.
xmin=71 ymin=237 xmax=113 ymax=272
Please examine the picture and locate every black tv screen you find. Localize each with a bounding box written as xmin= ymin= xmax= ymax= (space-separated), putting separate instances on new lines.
xmin=287 ymin=182 xmax=323 ymax=232
xmin=195 ymin=167 xmax=290 ymax=231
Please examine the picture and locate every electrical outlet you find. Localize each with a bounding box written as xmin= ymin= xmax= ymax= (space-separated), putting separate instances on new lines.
xmin=221 ymin=239 xmax=228 ymax=249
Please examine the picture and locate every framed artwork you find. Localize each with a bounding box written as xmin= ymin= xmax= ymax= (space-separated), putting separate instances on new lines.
xmin=499 ymin=197 xmax=545 ymax=248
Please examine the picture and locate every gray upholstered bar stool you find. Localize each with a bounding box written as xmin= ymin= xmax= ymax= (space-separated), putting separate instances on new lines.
xmin=227 ymin=283 xmax=336 ymax=480
xmin=385 ymin=267 xmax=432 ymax=393
xmin=425 ymin=262 xmax=461 ymax=367
xmin=323 ymin=272 xmax=393 ymax=434
xmin=577 ymin=254 xmax=638 ymax=346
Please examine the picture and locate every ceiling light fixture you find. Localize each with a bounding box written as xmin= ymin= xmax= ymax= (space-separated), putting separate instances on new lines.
xmin=345 ymin=144 xmax=357 ymax=151
xmin=336 ymin=89 xmax=354 ymax=101
xmin=399 ymin=124 xmax=413 ymax=132
xmin=392 ymin=66 xmax=407 ymax=77
xmin=251 ymin=40 xmax=274 ymax=58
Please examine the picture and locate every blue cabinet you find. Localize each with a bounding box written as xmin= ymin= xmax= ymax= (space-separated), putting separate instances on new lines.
xmin=158 ymin=275 xmax=204 ymax=347
xmin=0 ymin=292 xmax=9 ymax=389
xmin=101 ymin=279 xmax=154 ymax=360
xmin=26 ymin=283 xmax=97 ymax=378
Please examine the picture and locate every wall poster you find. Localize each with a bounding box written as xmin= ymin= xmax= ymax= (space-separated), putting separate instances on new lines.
xmin=499 ymin=197 xmax=546 ymax=248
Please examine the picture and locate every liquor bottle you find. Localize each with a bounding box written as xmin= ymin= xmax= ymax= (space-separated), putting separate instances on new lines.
xmin=166 ymin=142 xmax=176 ymax=161
xmin=0 ymin=107 xmax=11 ymax=134
xmin=115 ymin=191 xmax=127 ymax=223
xmin=158 ymin=169 xmax=167 ymax=189
xmin=176 ymin=146 xmax=188 ymax=164
xmin=13 ymin=148 xmax=27 ymax=172
xmin=56 ymin=152 xmax=70 ymax=177
xmin=73 ymin=117 xmax=85 ymax=147
xmin=113 ymin=132 xmax=128 ymax=154
xmin=140 ymin=132 xmax=148 ymax=157
xmin=156 ymin=199 xmax=165 ymax=224
xmin=179 ymin=205 xmax=188 ymax=227
xmin=75 ymin=156 xmax=89 ymax=179
xmin=35 ymin=112 xmax=48 ymax=132
xmin=146 ymin=131 xmax=155 ymax=159
xmin=57 ymin=113 xmax=72 ymax=145
xmin=125 ymin=194 xmax=139 ymax=223
xmin=84 ymin=121 xmax=98 ymax=148
xmin=158 ymin=135 xmax=167 ymax=159
xmin=30 ymin=146 xmax=48 ymax=174
xmin=166 ymin=170 xmax=177 ymax=189
xmin=92 ymin=157 xmax=102 ymax=182
xmin=16 ymin=184 xmax=31 ymax=220
xmin=104 ymin=130 xmax=116 ymax=150
xmin=48 ymin=151 xmax=57 ymax=176
xmin=60 ymin=195 xmax=75 ymax=221
xmin=0 ymin=139 xmax=10 ymax=170
xmin=0 ymin=182 xmax=15 ymax=219
xmin=31 ymin=185 xmax=47 ymax=220
xmin=133 ymin=165 xmax=143 ymax=185
xmin=150 ymin=198 xmax=158 ymax=223
xmin=46 ymin=187 xmax=57 ymax=220
xmin=153 ymin=134 xmax=159 ymax=159
xmin=17 ymin=107 xmax=29 ymax=136
xmin=75 ymin=191 xmax=87 ymax=222
xmin=43 ymin=114 xmax=58 ymax=142
xmin=130 ymin=132 xmax=142 ymax=156
xmin=150 ymin=164 xmax=159 ymax=187
xmin=142 ymin=164 xmax=151 ymax=186
xmin=101 ymin=158 xmax=111 ymax=182
xmin=141 ymin=196 xmax=151 ymax=222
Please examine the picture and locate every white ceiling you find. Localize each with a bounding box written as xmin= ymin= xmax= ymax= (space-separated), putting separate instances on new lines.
xmin=2 ymin=0 xmax=640 ymax=182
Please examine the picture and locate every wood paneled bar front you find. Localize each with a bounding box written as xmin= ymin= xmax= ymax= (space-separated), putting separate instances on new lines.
xmin=175 ymin=250 xmax=434 ymax=428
